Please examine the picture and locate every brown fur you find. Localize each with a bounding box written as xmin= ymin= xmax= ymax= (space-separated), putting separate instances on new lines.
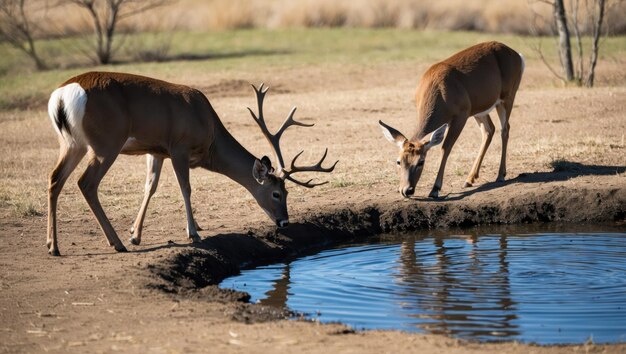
xmin=414 ymin=41 xmax=522 ymax=139
xmin=381 ymin=41 xmax=524 ymax=198
xmin=47 ymin=72 xmax=295 ymax=255
xmin=64 ymin=72 xmax=216 ymax=164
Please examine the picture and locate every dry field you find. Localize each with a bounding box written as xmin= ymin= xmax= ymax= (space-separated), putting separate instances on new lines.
xmin=26 ymin=0 xmax=626 ymax=35
xmin=0 ymin=29 xmax=625 ymax=353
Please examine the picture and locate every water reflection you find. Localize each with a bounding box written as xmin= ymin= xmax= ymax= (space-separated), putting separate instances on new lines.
xmin=222 ymin=229 xmax=626 ymax=344
xmin=396 ymin=235 xmax=519 ymax=339
xmin=259 ymin=263 xmax=291 ymax=307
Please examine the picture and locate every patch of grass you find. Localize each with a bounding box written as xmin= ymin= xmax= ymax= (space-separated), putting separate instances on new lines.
xmin=0 ymin=193 xmax=9 ymax=207
xmin=15 ymin=203 xmax=44 ymax=217
xmin=0 ymin=191 xmax=44 ymax=217
xmin=329 ymin=178 xmax=355 ymax=188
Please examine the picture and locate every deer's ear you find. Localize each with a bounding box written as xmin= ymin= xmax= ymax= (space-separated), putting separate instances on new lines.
xmin=253 ymin=158 xmax=271 ymax=184
xmin=421 ymin=124 xmax=448 ymax=149
xmin=379 ymin=120 xmax=407 ymax=148
xmin=260 ymin=155 xmax=275 ymax=173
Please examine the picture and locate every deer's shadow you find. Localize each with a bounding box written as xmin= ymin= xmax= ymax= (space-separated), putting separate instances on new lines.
xmin=413 ymin=161 xmax=625 ymax=202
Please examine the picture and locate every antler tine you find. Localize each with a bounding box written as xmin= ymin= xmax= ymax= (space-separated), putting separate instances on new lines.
xmin=248 ymin=83 xmax=269 ymax=123
xmin=274 ymin=107 xmax=315 ymax=141
xmin=284 ymin=175 xmax=329 ymax=189
xmin=281 ymin=148 xmax=338 ymax=188
xmin=287 ymin=148 xmax=338 ymax=173
xmin=247 ymin=84 xmax=318 ymax=172
xmin=247 ymin=83 xmax=286 ymax=169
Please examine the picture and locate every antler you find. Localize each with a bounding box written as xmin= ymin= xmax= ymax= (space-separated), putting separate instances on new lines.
xmin=247 ymin=83 xmax=313 ymax=172
xmin=247 ymin=83 xmax=338 ymax=187
xmin=283 ymin=149 xmax=339 ymax=188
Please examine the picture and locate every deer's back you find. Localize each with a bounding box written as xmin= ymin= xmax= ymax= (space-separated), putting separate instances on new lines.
xmin=63 ymin=72 xmax=216 ymax=155
xmin=415 ymin=41 xmax=523 ymax=127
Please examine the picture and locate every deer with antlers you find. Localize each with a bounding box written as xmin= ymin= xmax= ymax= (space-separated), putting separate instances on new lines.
xmin=46 ymin=72 xmax=336 ymax=256
xmin=379 ymin=41 xmax=524 ymax=199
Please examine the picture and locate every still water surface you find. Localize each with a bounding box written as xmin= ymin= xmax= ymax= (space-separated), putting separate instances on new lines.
xmin=221 ymin=228 xmax=626 ymax=344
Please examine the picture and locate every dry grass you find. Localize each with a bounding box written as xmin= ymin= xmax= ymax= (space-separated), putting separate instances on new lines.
xmin=2 ymin=29 xmax=625 ymax=107
xmin=24 ymin=0 xmax=626 ymax=35
xmin=0 ymin=49 xmax=624 ymax=221
xmin=0 ymin=29 xmax=624 ymax=221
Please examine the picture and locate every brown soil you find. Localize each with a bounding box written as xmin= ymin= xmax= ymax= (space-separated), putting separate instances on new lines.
xmin=1 ymin=59 xmax=626 ymax=353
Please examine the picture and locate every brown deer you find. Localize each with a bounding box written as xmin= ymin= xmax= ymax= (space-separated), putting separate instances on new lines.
xmin=379 ymin=41 xmax=524 ymax=198
xmin=46 ymin=72 xmax=336 ymax=256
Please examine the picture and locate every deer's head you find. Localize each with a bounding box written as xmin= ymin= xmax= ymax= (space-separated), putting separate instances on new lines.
xmin=379 ymin=120 xmax=447 ymax=198
xmin=248 ymin=84 xmax=337 ymax=227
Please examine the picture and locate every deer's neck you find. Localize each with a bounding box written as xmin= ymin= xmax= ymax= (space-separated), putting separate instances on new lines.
xmin=413 ymin=114 xmax=439 ymax=141
xmin=203 ymin=121 xmax=258 ymax=194
xmin=413 ymin=95 xmax=449 ymax=141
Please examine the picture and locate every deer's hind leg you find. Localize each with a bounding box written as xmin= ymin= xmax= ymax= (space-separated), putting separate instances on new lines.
xmin=464 ymin=114 xmax=495 ymax=187
xmin=77 ymin=141 xmax=128 ymax=252
xmin=47 ymin=142 xmax=87 ymax=256
xmin=495 ymin=101 xmax=512 ymax=182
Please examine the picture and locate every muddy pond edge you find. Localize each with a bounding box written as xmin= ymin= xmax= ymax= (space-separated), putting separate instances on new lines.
xmin=145 ymin=184 xmax=625 ymax=324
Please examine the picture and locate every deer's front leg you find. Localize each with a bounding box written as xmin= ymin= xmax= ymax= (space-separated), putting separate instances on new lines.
xmin=429 ymin=119 xmax=464 ymax=199
xmin=171 ymin=152 xmax=201 ymax=243
xmin=130 ymin=154 xmax=164 ymax=245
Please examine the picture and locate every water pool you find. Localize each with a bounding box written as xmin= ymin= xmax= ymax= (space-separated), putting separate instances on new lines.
xmin=221 ymin=228 xmax=626 ymax=344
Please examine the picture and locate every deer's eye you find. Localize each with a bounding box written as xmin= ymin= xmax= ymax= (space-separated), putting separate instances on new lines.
xmin=272 ymin=191 xmax=281 ymax=199
xmin=396 ymin=160 xmax=401 ymax=166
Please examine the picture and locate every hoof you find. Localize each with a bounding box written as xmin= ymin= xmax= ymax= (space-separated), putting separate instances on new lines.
xmin=114 ymin=244 xmax=128 ymax=252
xmin=48 ymin=248 xmax=61 ymax=257
xmin=496 ymin=177 xmax=506 ymax=183
xmin=428 ymin=190 xmax=440 ymax=199
xmin=463 ymin=181 xmax=473 ymax=188
xmin=129 ymin=237 xmax=141 ymax=246
xmin=189 ymin=235 xmax=202 ymax=243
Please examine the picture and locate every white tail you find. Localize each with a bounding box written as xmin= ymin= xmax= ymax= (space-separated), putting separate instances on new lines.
xmin=47 ymin=83 xmax=88 ymax=146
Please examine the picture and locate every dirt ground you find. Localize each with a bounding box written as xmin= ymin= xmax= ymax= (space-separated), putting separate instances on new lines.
xmin=1 ymin=55 xmax=625 ymax=353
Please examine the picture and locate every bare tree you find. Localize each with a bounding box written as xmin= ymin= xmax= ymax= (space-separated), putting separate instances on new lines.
xmin=554 ymin=0 xmax=575 ymax=80
xmin=586 ymin=0 xmax=606 ymax=86
xmin=530 ymin=0 xmax=610 ymax=87
xmin=68 ymin=0 xmax=170 ymax=64
xmin=570 ymin=0 xmax=584 ymax=81
xmin=0 ymin=0 xmax=46 ymax=70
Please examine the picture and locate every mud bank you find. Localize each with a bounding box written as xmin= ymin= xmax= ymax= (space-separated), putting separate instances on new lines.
xmin=149 ymin=185 xmax=625 ymax=315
